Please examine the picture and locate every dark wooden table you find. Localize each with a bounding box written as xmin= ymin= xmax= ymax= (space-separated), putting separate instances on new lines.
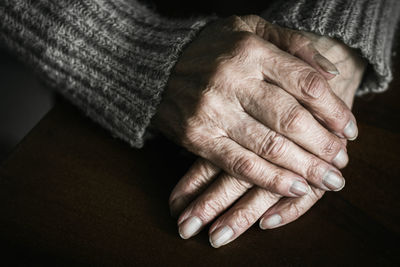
xmin=1 ymin=43 xmax=400 ymax=267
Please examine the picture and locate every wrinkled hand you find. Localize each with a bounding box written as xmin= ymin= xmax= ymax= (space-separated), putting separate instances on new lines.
xmin=170 ymin=31 xmax=366 ymax=248
xmin=154 ymin=15 xmax=358 ymax=200
xmin=302 ymin=32 xmax=366 ymax=107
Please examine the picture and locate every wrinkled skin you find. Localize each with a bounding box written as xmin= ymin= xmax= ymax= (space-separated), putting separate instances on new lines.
xmin=154 ymin=15 xmax=360 ymax=204
xmin=167 ymin=18 xmax=366 ymax=248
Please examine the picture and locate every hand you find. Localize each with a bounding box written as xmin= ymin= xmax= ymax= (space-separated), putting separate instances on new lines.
xmin=154 ymin=15 xmax=357 ymax=199
xmin=170 ymin=31 xmax=366 ymax=247
xmin=301 ymin=32 xmax=366 ymax=107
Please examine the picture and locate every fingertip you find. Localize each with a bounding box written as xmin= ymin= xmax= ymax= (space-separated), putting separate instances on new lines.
xmin=332 ymin=149 xmax=349 ymax=169
xmin=313 ymin=53 xmax=340 ymax=77
xmin=209 ymin=225 xmax=234 ymax=248
xmin=178 ymin=216 xmax=203 ymax=240
xmin=289 ymin=180 xmax=310 ymax=197
xmin=259 ymin=214 xmax=282 ymax=230
xmin=327 ymin=70 xmax=340 ymax=76
xmin=333 ymin=177 xmax=346 ymax=192
xmin=343 ymin=120 xmax=358 ymax=141
xmin=322 ymin=170 xmax=346 ymax=191
xmin=259 ymin=218 xmax=267 ymax=230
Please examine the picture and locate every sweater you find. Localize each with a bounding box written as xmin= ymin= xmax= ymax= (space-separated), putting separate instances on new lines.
xmin=261 ymin=0 xmax=400 ymax=96
xmin=0 ymin=0 xmax=399 ymax=148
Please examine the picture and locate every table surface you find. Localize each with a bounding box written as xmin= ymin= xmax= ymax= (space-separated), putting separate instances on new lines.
xmin=1 ymin=46 xmax=400 ymax=267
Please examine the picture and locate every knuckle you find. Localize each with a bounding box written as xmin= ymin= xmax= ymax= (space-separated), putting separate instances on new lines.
xmin=308 ymin=187 xmax=325 ymax=203
xmin=299 ymin=70 xmax=326 ymax=99
xmin=288 ymin=32 xmax=310 ymax=55
xmin=288 ymin=202 xmax=303 ymax=218
xmin=197 ymin=197 xmax=224 ymax=219
xmin=280 ymin=105 xmax=308 ymax=133
xmin=180 ymin=104 xmax=222 ymax=150
xmin=231 ymin=156 xmax=257 ymax=178
xmin=198 ymin=161 xmax=214 ymax=178
xmin=181 ymin=124 xmax=203 ymax=148
xmin=196 ymin=159 xmax=218 ymax=180
xmin=188 ymin=174 xmax=209 ymax=192
xmin=228 ymin=176 xmax=253 ymax=195
xmin=313 ymin=188 xmax=325 ymax=200
xmin=306 ymin=158 xmax=323 ymax=182
xmin=260 ymin=189 xmax=281 ymax=202
xmin=231 ymin=31 xmax=261 ymax=59
xmin=231 ymin=208 xmax=257 ymax=229
xmin=234 ymin=31 xmax=257 ymax=49
xmin=321 ymin=138 xmax=341 ymax=158
xmin=226 ymin=15 xmax=243 ymax=28
xmin=330 ymin=102 xmax=347 ymax=123
xmin=290 ymin=31 xmax=309 ymax=43
xmin=259 ymin=132 xmax=287 ymax=160
xmin=267 ymin=170 xmax=285 ymax=190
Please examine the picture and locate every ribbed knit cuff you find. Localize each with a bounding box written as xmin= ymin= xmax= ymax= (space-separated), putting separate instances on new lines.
xmin=261 ymin=0 xmax=400 ymax=96
xmin=0 ymin=0 xmax=216 ymax=148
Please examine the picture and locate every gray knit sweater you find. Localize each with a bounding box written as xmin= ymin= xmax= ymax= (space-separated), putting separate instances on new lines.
xmin=261 ymin=0 xmax=400 ymax=96
xmin=0 ymin=0 xmax=399 ymax=148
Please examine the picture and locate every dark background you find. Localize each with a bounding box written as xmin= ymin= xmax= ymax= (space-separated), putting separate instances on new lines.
xmin=147 ymin=0 xmax=270 ymax=17
xmin=0 ymin=50 xmax=54 ymax=162
xmin=0 ymin=1 xmax=399 ymax=266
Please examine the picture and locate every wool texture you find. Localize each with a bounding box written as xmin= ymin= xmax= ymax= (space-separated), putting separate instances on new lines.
xmin=262 ymin=0 xmax=400 ymax=96
xmin=0 ymin=0 xmax=214 ymax=148
xmin=0 ymin=0 xmax=399 ymax=148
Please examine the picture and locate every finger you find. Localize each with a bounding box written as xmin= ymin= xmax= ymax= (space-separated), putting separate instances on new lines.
xmin=177 ymin=172 xmax=252 ymax=239
xmin=208 ymin=187 xmax=281 ymax=248
xmin=240 ymin=15 xmax=339 ymax=79
xmin=203 ymin=136 xmax=310 ymax=197
xmin=264 ymin=24 xmax=339 ymax=79
xmin=238 ymin=80 xmax=349 ymax=169
xmin=175 ymin=20 xmax=335 ymax=80
xmin=169 ymin=158 xmax=220 ymax=217
xmin=259 ymin=186 xmax=325 ymax=229
xmin=293 ymin=43 xmax=338 ymax=80
xmin=227 ymin=114 xmax=345 ymax=191
xmin=257 ymin=39 xmax=358 ymax=141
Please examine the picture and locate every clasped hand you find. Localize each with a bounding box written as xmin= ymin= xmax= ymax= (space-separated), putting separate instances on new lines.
xmin=153 ymin=15 xmax=366 ymax=248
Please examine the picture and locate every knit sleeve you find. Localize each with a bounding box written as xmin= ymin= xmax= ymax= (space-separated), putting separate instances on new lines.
xmin=261 ymin=0 xmax=400 ymax=96
xmin=0 ymin=0 xmax=215 ymax=148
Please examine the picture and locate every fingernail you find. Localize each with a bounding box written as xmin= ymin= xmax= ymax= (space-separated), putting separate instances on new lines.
xmin=170 ymin=197 xmax=185 ymax=218
xmin=343 ymin=120 xmax=358 ymax=140
xmin=178 ymin=216 xmax=202 ymax=239
xmin=323 ymin=170 xmax=345 ymax=191
xmin=289 ymin=180 xmax=309 ymax=196
xmin=260 ymin=214 xmax=282 ymax=230
xmin=332 ymin=149 xmax=349 ymax=169
xmin=209 ymin=226 xmax=234 ymax=248
xmin=314 ymin=54 xmax=340 ymax=75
